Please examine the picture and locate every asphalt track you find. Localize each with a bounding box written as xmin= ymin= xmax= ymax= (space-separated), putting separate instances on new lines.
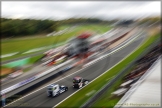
xmin=4 ymin=29 xmax=146 ymax=108
xmin=1 ymin=27 xmax=133 ymax=104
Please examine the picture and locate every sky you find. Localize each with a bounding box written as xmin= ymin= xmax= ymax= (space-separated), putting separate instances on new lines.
xmin=1 ymin=1 xmax=161 ymax=20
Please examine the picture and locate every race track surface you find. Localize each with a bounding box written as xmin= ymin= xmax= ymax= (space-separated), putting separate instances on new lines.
xmin=5 ymin=30 xmax=146 ymax=108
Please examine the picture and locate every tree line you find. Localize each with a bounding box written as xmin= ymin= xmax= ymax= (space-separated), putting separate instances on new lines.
xmin=1 ymin=16 xmax=160 ymax=38
xmin=1 ymin=18 xmax=58 ymax=38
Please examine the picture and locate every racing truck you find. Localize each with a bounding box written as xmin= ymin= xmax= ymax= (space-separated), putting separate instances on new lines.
xmin=47 ymin=84 xmax=68 ymax=97
xmin=73 ymin=76 xmax=89 ymax=88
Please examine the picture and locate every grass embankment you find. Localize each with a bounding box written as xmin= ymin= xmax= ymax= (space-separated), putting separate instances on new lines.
xmin=56 ymin=32 xmax=161 ymax=107
xmin=1 ymin=24 xmax=111 ymax=61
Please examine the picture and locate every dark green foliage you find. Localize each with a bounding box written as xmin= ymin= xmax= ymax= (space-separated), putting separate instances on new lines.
xmin=1 ymin=18 xmax=58 ymax=38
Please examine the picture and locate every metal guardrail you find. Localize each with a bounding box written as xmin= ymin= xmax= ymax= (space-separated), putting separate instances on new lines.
xmin=81 ymin=38 xmax=161 ymax=107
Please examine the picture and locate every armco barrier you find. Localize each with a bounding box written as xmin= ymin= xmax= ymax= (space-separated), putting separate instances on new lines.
xmin=81 ymin=39 xmax=160 ymax=107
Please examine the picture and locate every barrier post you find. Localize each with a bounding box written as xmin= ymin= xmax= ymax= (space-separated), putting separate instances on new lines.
xmin=2 ymin=94 xmax=6 ymax=107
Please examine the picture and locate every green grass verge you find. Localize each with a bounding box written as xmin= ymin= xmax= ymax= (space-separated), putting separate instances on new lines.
xmin=56 ymin=33 xmax=160 ymax=107
xmin=28 ymin=54 xmax=44 ymax=64
xmin=1 ymin=41 xmax=67 ymax=62
xmin=1 ymin=48 xmax=46 ymax=62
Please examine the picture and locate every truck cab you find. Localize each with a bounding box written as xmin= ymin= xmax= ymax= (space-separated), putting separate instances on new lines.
xmin=73 ymin=76 xmax=89 ymax=88
xmin=47 ymin=84 xmax=68 ymax=97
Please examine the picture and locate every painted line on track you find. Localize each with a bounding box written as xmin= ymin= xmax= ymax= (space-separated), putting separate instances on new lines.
xmin=1 ymin=52 xmax=19 ymax=58
xmin=106 ymin=75 xmax=115 ymax=81
xmin=85 ymin=90 xmax=96 ymax=96
xmin=22 ymin=47 xmax=47 ymax=54
xmin=3 ymin=31 xmax=143 ymax=108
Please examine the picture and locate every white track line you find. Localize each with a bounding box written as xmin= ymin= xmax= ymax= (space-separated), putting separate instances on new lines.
xmin=23 ymin=47 xmax=47 ymax=54
xmin=106 ymin=75 xmax=115 ymax=81
xmin=85 ymin=90 xmax=96 ymax=96
xmin=3 ymin=31 xmax=143 ymax=108
xmin=1 ymin=52 xmax=19 ymax=58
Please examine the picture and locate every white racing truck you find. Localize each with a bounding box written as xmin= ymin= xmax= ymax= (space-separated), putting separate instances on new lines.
xmin=47 ymin=84 xmax=68 ymax=97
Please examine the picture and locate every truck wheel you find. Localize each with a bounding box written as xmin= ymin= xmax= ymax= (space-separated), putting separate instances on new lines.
xmin=52 ymin=93 xmax=55 ymax=97
xmin=56 ymin=92 xmax=60 ymax=96
xmin=79 ymin=85 xmax=82 ymax=89
xmin=65 ymin=87 xmax=68 ymax=91
xmin=84 ymin=80 xmax=89 ymax=85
